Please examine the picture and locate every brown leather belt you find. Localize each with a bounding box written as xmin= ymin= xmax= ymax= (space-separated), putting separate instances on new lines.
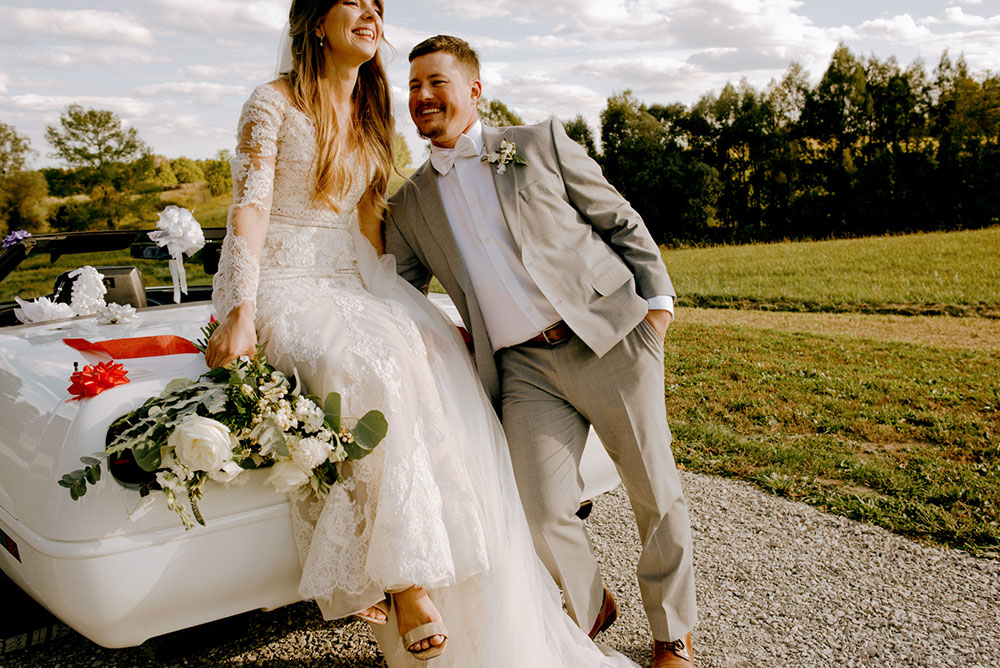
xmin=520 ymin=321 xmax=574 ymax=347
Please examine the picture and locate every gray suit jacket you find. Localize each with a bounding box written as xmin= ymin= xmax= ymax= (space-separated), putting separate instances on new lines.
xmin=386 ymin=119 xmax=674 ymax=405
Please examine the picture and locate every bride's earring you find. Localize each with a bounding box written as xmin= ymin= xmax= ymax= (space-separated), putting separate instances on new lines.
xmin=318 ymin=34 xmax=324 ymax=47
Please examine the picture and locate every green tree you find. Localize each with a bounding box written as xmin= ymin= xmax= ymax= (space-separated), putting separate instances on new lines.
xmin=1 ymin=171 xmax=50 ymax=233
xmin=478 ymin=98 xmax=524 ymax=127
xmin=393 ymin=132 xmax=412 ymax=169
xmin=45 ymin=105 xmax=146 ymax=173
xmin=170 ymin=157 xmax=205 ymax=184
xmin=1 ymin=122 xmax=33 ymax=177
xmin=601 ymin=91 xmax=718 ymax=244
xmin=562 ymin=115 xmax=600 ymax=162
xmin=203 ymin=150 xmax=233 ymax=197
xmin=44 ymin=105 xmax=156 ymax=229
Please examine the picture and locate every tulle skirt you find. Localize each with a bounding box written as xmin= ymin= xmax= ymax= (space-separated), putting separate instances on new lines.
xmin=254 ymin=220 xmax=637 ymax=667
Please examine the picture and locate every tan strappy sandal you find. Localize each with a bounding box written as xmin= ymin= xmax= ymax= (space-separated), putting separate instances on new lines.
xmin=402 ymin=621 xmax=448 ymax=661
xmin=353 ymin=597 xmax=391 ymax=625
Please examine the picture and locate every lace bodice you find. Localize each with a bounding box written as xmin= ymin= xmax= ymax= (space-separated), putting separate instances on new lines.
xmin=213 ymin=83 xmax=369 ymax=320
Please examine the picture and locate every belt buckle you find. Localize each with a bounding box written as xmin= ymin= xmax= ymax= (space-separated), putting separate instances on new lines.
xmin=541 ymin=323 xmax=561 ymax=345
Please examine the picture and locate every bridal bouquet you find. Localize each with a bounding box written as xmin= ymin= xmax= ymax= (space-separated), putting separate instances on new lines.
xmin=60 ymin=322 xmax=388 ymax=529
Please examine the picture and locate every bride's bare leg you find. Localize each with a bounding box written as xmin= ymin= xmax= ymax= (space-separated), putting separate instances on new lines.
xmin=392 ymin=586 xmax=446 ymax=652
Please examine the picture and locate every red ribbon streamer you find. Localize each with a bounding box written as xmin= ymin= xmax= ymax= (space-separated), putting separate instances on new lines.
xmin=63 ymin=335 xmax=199 ymax=359
xmin=68 ymin=361 xmax=130 ymax=400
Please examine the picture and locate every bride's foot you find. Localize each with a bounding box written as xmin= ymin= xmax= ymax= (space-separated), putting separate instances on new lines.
xmin=353 ymin=597 xmax=390 ymax=625
xmin=392 ymin=586 xmax=448 ymax=660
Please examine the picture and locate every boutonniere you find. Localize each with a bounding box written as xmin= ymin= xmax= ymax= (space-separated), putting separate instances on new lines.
xmin=482 ymin=139 xmax=528 ymax=175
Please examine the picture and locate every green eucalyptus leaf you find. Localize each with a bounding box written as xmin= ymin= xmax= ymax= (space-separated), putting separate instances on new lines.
xmin=71 ymin=479 xmax=87 ymax=499
xmin=347 ymin=410 xmax=388 ymax=458
xmin=133 ymin=442 xmax=163 ymax=472
xmin=164 ymin=377 xmax=196 ymax=394
xmin=80 ymin=456 xmax=100 ymax=467
xmin=253 ymin=418 xmax=289 ymax=458
xmin=324 ymin=393 xmax=342 ymax=432
xmin=201 ymin=388 xmax=229 ymax=414
xmin=85 ymin=466 xmax=100 ymax=485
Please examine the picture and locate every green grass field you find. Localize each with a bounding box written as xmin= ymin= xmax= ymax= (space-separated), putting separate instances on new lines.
xmin=664 ymin=322 xmax=1000 ymax=556
xmin=664 ymin=227 xmax=1000 ymax=316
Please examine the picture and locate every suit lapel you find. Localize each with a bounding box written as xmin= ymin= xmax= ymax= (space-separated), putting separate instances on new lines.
xmin=483 ymin=126 xmax=523 ymax=250
xmin=410 ymin=161 xmax=473 ymax=293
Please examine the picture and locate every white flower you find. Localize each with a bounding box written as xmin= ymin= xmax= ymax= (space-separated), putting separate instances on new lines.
xmin=291 ymin=436 xmax=332 ymax=471
xmin=98 ymin=302 xmax=136 ymax=324
xmin=68 ymin=265 xmax=107 ymax=315
xmin=482 ymin=138 xmax=526 ymax=174
xmin=272 ymin=399 xmax=297 ymax=431
xmin=294 ymin=396 xmax=325 ymax=433
xmin=208 ymin=460 xmax=244 ymax=484
xmin=265 ymin=460 xmax=311 ymax=494
xmin=13 ymin=296 xmax=75 ymax=324
xmin=168 ymin=415 xmax=235 ymax=472
xmin=329 ymin=442 xmax=348 ymax=463
xmin=149 ymin=205 xmax=205 ymax=257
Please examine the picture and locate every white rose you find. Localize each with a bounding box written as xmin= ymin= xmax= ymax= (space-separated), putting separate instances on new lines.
xmin=265 ymin=460 xmax=311 ymax=494
xmin=208 ymin=460 xmax=244 ymax=484
xmin=168 ymin=415 xmax=234 ymax=472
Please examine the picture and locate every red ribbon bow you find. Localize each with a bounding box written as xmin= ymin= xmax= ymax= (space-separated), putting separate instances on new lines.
xmin=68 ymin=361 xmax=130 ymax=400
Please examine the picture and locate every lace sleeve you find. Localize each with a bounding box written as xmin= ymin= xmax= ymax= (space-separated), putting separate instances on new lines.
xmin=212 ymin=84 xmax=284 ymax=319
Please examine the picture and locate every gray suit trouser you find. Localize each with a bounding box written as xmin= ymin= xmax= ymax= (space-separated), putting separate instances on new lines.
xmin=497 ymin=319 xmax=697 ymax=642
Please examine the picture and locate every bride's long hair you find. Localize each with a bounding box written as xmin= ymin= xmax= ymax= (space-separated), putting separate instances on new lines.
xmin=285 ymin=0 xmax=393 ymax=214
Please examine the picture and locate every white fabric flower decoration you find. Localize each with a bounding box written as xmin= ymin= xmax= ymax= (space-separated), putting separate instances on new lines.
xmin=149 ymin=205 xmax=206 ymax=303
xmin=14 ymin=296 xmax=75 ymax=324
xmin=99 ymin=302 xmax=137 ymax=325
xmin=69 ymin=265 xmax=107 ymax=315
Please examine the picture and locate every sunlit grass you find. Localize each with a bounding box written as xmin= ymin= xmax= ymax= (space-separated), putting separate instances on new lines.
xmin=665 ymin=322 xmax=1000 ymax=556
xmin=664 ymin=227 xmax=1000 ymax=314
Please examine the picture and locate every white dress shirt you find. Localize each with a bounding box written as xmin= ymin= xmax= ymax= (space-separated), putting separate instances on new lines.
xmin=431 ymin=121 xmax=673 ymax=351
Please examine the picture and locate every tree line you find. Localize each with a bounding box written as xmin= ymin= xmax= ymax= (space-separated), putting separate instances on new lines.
xmin=566 ymin=45 xmax=1000 ymax=245
xmin=1 ymin=105 xmax=234 ymax=234
xmin=3 ymin=44 xmax=997 ymax=245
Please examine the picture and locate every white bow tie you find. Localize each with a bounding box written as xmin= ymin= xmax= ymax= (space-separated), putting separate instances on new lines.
xmin=430 ymin=139 xmax=480 ymax=175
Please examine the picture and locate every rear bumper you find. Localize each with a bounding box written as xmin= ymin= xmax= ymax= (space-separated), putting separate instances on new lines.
xmin=0 ymin=502 xmax=303 ymax=648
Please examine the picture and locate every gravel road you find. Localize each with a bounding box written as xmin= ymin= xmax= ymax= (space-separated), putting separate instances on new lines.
xmin=3 ymin=472 xmax=999 ymax=668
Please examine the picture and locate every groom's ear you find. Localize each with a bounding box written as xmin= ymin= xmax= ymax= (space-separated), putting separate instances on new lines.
xmin=470 ymin=80 xmax=482 ymax=104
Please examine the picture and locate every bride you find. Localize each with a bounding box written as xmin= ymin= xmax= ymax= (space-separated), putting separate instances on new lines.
xmin=205 ymin=1 xmax=637 ymax=666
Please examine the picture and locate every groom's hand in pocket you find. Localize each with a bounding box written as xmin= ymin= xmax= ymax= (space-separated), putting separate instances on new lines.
xmin=643 ymin=309 xmax=672 ymax=342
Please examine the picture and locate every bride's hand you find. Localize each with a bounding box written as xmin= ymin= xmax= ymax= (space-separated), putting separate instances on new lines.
xmin=205 ymin=304 xmax=257 ymax=369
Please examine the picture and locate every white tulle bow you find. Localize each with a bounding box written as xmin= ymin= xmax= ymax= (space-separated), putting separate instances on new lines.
xmin=149 ymin=205 xmax=205 ymax=303
xmin=13 ymin=296 xmax=75 ymax=324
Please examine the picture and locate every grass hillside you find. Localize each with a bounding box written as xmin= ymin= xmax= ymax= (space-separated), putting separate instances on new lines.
xmin=664 ymin=227 xmax=1000 ymax=316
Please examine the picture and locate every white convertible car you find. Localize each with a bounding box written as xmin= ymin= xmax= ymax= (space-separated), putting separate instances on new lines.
xmin=0 ymin=230 xmax=620 ymax=649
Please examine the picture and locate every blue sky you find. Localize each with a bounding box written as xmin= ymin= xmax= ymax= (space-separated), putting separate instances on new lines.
xmin=1 ymin=0 xmax=998 ymax=169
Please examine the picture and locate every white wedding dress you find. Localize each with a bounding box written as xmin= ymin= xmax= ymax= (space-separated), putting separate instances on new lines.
xmin=213 ymin=83 xmax=638 ymax=668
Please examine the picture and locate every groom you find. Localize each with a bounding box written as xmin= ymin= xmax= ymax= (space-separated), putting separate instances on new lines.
xmin=386 ymin=36 xmax=697 ymax=667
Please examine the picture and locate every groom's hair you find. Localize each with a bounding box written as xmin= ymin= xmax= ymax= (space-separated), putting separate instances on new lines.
xmin=409 ymin=35 xmax=481 ymax=82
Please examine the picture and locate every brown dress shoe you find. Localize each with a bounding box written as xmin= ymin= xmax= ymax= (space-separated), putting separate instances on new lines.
xmin=587 ymin=588 xmax=618 ymax=639
xmin=653 ymin=634 xmax=694 ymax=668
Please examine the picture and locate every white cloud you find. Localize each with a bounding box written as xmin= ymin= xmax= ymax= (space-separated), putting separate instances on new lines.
xmin=7 ymin=94 xmax=155 ymax=117
xmin=0 ymin=7 xmax=154 ymax=45
xmin=18 ymin=46 xmax=167 ymax=69
xmin=858 ymin=14 xmax=933 ymax=40
xmin=133 ymin=81 xmax=249 ymax=105
xmin=940 ymin=6 xmax=1000 ymax=28
xmin=152 ymin=0 xmax=287 ymax=35
xmin=0 ymin=74 xmax=8 ymax=95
